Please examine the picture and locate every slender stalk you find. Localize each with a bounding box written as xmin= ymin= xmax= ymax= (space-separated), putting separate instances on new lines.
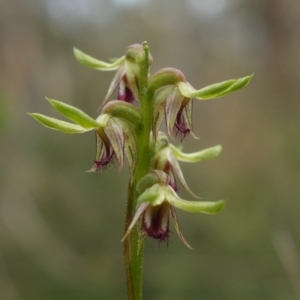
xmin=123 ymin=42 xmax=153 ymax=300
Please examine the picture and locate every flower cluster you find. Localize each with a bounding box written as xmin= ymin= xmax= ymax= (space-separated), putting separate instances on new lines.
xmin=29 ymin=43 xmax=252 ymax=248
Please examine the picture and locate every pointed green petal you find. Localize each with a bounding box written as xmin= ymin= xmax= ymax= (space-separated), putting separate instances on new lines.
xmin=47 ymin=98 xmax=99 ymax=129
xmin=121 ymin=203 xmax=149 ymax=242
xmin=125 ymin=60 xmax=140 ymax=100
xmin=178 ymin=74 xmax=253 ymax=100
xmin=100 ymin=65 xmax=126 ymax=109
xmin=170 ymin=144 xmax=222 ymax=163
xmin=29 ymin=113 xmax=89 ymax=133
xmin=165 ymin=88 xmax=183 ymax=138
xmin=170 ymin=206 xmax=194 ymax=250
xmin=166 ymin=187 xmax=225 ymax=214
xmin=104 ymin=118 xmax=124 ymax=169
xmin=124 ymin=127 xmax=138 ymax=182
xmin=73 ymin=48 xmax=125 ymax=70
xmin=167 ymin=148 xmax=200 ymax=199
xmin=152 ymin=86 xmax=174 ymax=138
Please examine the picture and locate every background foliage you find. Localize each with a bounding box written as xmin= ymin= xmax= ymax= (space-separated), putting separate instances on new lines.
xmin=0 ymin=0 xmax=300 ymax=299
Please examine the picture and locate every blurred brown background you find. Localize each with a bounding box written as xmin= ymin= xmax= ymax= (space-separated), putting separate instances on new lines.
xmin=0 ymin=0 xmax=300 ymax=299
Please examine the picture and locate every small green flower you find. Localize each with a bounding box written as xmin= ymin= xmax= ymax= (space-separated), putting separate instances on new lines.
xmin=29 ymin=99 xmax=139 ymax=177
xmin=149 ymin=68 xmax=253 ymax=139
xmin=74 ymin=44 xmax=153 ymax=107
xmin=122 ymin=182 xmax=225 ymax=249
xmin=152 ymin=133 xmax=222 ymax=198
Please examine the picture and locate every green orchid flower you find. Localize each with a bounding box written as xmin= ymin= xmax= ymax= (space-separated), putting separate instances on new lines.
xmin=122 ymin=181 xmax=225 ymax=249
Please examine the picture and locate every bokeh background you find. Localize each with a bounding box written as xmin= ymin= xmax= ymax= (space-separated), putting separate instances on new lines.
xmin=1 ymin=0 xmax=300 ymax=299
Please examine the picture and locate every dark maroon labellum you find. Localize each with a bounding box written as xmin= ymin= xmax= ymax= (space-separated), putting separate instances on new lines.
xmin=142 ymin=202 xmax=170 ymax=242
xmin=118 ymin=76 xmax=136 ymax=103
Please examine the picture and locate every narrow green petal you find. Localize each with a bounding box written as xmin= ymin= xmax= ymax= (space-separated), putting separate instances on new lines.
xmin=121 ymin=203 xmax=149 ymax=242
xmin=73 ymin=47 xmax=125 ymax=70
xmin=125 ymin=60 xmax=140 ymax=100
xmin=167 ymin=148 xmax=200 ymax=198
xmin=29 ymin=113 xmax=89 ymax=133
xmin=104 ymin=118 xmax=124 ymax=169
xmin=178 ymin=74 xmax=253 ymax=100
xmin=100 ymin=65 xmax=126 ymax=109
xmin=166 ymin=187 xmax=225 ymax=214
xmin=170 ymin=144 xmax=222 ymax=163
xmin=170 ymin=206 xmax=194 ymax=250
xmin=165 ymin=89 xmax=183 ymax=138
xmin=47 ymin=98 xmax=99 ymax=129
xmin=124 ymin=128 xmax=138 ymax=182
xmin=152 ymin=86 xmax=174 ymax=138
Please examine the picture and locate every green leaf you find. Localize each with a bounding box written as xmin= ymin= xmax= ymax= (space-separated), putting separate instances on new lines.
xmin=178 ymin=74 xmax=253 ymax=100
xmin=47 ymin=98 xmax=99 ymax=129
xmin=29 ymin=113 xmax=89 ymax=133
xmin=73 ymin=48 xmax=125 ymax=71
xmin=170 ymin=144 xmax=222 ymax=163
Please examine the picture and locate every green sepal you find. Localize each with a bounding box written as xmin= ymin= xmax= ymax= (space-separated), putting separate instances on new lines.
xmin=47 ymin=98 xmax=99 ymax=129
xmin=170 ymin=144 xmax=222 ymax=163
xmin=136 ymin=173 xmax=159 ymax=195
xmin=138 ymin=183 xmax=226 ymax=214
xmin=102 ymin=100 xmax=142 ymax=126
xmin=73 ymin=48 xmax=125 ymax=71
xmin=178 ymin=74 xmax=253 ymax=100
xmin=148 ymin=68 xmax=186 ymax=93
xmin=166 ymin=186 xmax=226 ymax=214
xmin=29 ymin=113 xmax=90 ymax=134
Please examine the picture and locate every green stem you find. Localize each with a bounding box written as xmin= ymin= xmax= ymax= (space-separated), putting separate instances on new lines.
xmin=123 ymin=42 xmax=153 ymax=300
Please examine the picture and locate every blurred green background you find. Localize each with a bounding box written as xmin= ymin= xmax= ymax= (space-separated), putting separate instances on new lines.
xmin=1 ymin=0 xmax=300 ymax=299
